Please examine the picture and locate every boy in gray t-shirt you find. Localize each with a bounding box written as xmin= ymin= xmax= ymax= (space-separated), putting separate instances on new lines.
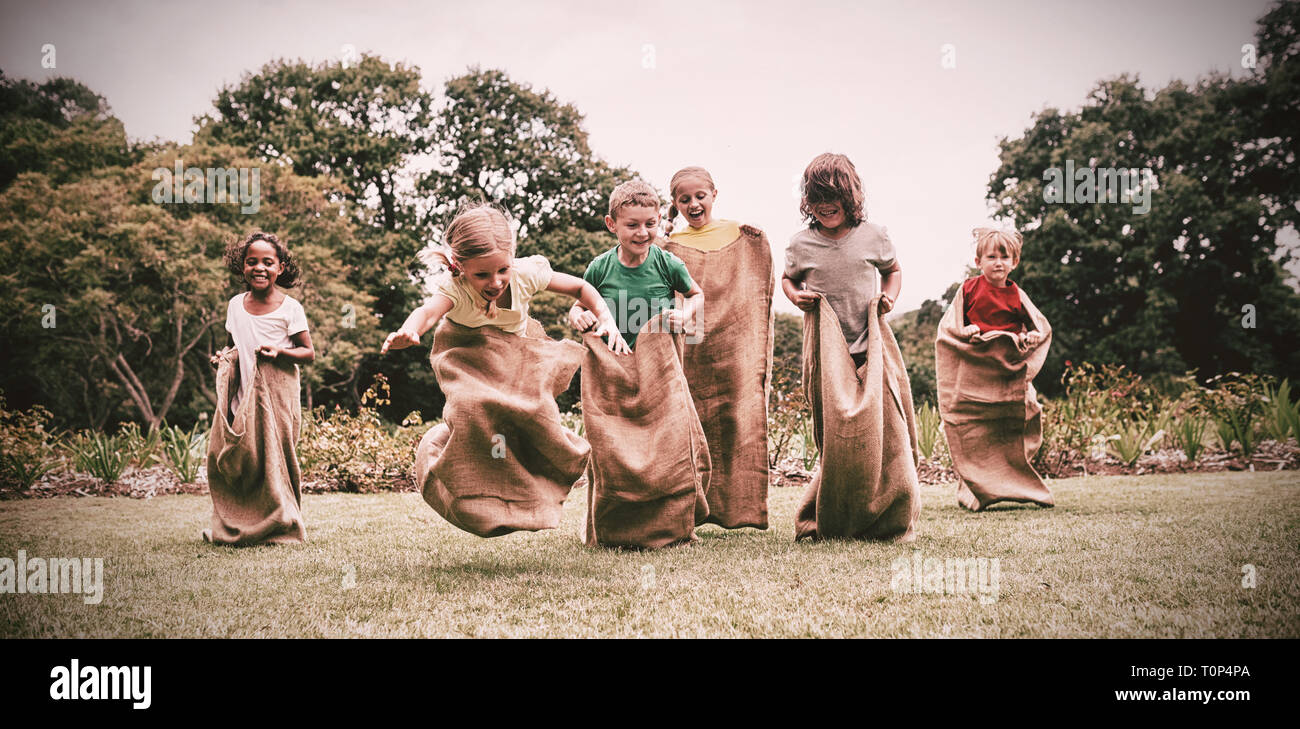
xmin=782 ymin=153 xmax=902 ymax=367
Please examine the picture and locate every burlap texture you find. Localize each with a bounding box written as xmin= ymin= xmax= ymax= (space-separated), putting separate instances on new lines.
xmin=794 ymin=296 xmax=920 ymax=542
xmin=415 ymin=319 xmax=590 ymax=537
xmin=580 ymin=315 xmax=711 ymax=549
xmin=206 ymin=349 xmax=306 ymax=545
xmin=934 ymin=283 xmax=1055 ymax=511
xmin=663 ymin=229 xmax=772 ymax=529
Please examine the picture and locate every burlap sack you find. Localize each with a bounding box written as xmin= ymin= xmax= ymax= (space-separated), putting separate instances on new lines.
xmin=580 ymin=314 xmax=711 ymax=549
xmin=663 ymin=229 xmax=772 ymax=529
xmin=415 ymin=319 xmax=590 ymax=537
xmin=795 ymin=296 xmax=920 ymax=542
xmin=206 ymin=349 xmax=306 ymax=545
xmin=934 ymin=283 xmax=1054 ymax=511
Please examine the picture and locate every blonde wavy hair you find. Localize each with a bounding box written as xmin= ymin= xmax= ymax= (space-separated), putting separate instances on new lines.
xmin=420 ymin=203 xmax=516 ymax=276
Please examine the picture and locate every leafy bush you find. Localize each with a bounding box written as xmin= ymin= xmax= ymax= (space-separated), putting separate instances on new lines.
xmin=916 ymin=401 xmax=944 ymax=460
xmin=1262 ymin=379 xmax=1298 ymax=443
xmin=800 ymin=416 xmax=818 ymax=471
xmin=1107 ymin=420 xmax=1161 ymax=467
xmin=1201 ymin=373 xmax=1266 ymax=457
xmin=0 ymin=394 xmax=60 ymax=489
xmin=300 ymin=375 xmax=426 ymax=492
xmin=159 ymin=420 xmax=207 ymax=483
xmin=118 ymin=421 xmax=163 ymax=467
xmin=768 ymin=356 xmax=810 ymax=469
xmin=1172 ymin=416 xmax=1209 ymax=462
xmin=69 ymin=431 xmax=129 ymax=484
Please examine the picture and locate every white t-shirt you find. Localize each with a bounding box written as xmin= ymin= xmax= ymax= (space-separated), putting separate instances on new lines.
xmin=225 ymin=293 xmax=309 ymax=413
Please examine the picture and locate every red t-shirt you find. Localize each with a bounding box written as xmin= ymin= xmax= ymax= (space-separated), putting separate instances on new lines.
xmin=962 ymin=276 xmax=1030 ymax=333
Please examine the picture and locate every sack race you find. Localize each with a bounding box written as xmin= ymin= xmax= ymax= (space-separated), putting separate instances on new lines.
xmin=934 ymin=284 xmax=1054 ymax=511
xmin=415 ymin=319 xmax=590 ymax=537
xmin=206 ymin=349 xmax=306 ymax=546
xmin=663 ymin=229 xmax=772 ymax=529
xmin=795 ymin=296 xmax=920 ymax=542
xmin=580 ymin=315 xmax=711 ymax=549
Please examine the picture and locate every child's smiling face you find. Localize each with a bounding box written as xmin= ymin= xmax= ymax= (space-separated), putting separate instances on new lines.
xmin=460 ymin=249 xmax=514 ymax=302
xmin=606 ymin=204 xmax=660 ymax=254
xmin=242 ymin=240 xmax=283 ymax=292
xmin=811 ymin=201 xmax=847 ymax=232
xmin=977 ymin=247 xmax=1017 ymax=286
xmin=673 ymin=176 xmax=716 ymax=229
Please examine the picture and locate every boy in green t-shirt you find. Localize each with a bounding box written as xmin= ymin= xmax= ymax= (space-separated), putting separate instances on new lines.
xmin=569 ymin=180 xmax=703 ymax=349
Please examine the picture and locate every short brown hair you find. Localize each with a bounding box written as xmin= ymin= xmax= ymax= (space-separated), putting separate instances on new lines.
xmin=608 ymin=179 xmax=661 ymax=220
xmin=972 ymin=227 xmax=1023 ymax=265
xmin=800 ymin=153 xmax=865 ymax=230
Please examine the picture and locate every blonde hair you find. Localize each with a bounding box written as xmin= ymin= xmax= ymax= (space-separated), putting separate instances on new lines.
xmin=421 ymin=203 xmax=516 ymax=276
xmin=665 ymin=166 xmax=716 ymax=234
xmin=972 ymin=227 xmax=1023 ymax=264
xmin=607 ymin=179 xmax=661 ymax=220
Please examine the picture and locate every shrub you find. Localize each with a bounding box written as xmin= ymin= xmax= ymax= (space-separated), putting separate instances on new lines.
xmin=0 ymin=394 xmax=60 ymax=490
xmin=69 ymin=431 xmax=129 ymax=484
xmin=1172 ymin=415 xmax=1209 ymax=462
xmin=916 ymin=401 xmax=944 ymax=460
xmin=768 ymin=356 xmax=810 ymax=470
xmin=1201 ymin=373 xmax=1266 ymax=457
xmin=118 ymin=421 xmax=163 ymax=467
xmin=159 ymin=420 xmax=207 ymax=483
xmin=300 ymin=374 xmax=426 ymax=492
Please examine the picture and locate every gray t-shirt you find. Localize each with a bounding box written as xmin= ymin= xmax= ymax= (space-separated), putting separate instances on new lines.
xmin=784 ymin=222 xmax=897 ymax=355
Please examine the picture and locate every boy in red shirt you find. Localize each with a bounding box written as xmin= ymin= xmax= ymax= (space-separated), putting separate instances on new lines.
xmin=960 ymin=228 xmax=1045 ymax=348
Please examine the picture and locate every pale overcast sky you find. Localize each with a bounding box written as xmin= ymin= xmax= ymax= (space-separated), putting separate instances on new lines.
xmin=0 ymin=0 xmax=1276 ymax=314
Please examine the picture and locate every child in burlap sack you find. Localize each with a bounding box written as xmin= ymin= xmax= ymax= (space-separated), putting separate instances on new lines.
xmin=383 ymin=203 xmax=626 ymax=353
xmin=204 ymin=231 xmax=315 ymax=545
xmin=958 ymin=228 xmax=1045 ymax=346
xmin=934 ymin=227 xmax=1054 ymax=511
xmin=783 ymin=154 xmax=920 ymax=542
xmin=664 ymin=166 xmax=763 ymax=250
xmin=663 ymin=165 xmax=775 ymax=530
xmin=569 ymin=180 xmax=703 ymax=347
xmin=781 ymin=153 xmax=903 ymax=369
xmin=383 ymin=203 xmax=627 ymax=538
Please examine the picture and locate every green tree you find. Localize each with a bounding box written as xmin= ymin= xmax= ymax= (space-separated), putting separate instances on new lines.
xmin=0 ymin=71 xmax=132 ymax=191
xmin=987 ymin=7 xmax=1300 ymax=391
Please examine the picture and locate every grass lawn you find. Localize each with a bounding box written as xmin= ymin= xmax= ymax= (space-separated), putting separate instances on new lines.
xmin=2 ymin=471 xmax=1297 ymax=638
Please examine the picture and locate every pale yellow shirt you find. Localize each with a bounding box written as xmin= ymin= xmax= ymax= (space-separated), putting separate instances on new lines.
xmin=669 ymin=219 xmax=742 ymax=252
xmin=432 ymin=255 xmax=553 ymax=334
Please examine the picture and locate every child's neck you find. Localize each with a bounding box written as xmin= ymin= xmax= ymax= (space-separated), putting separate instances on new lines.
xmin=983 ymin=274 xmax=1010 ymax=288
xmin=247 ymin=286 xmax=284 ymax=303
xmin=617 ymin=245 xmax=650 ymax=267
xmin=819 ymin=224 xmax=850 ymax=240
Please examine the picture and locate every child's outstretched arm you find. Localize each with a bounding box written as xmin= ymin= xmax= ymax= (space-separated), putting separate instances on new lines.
xmin=879 ymin=262 xmax=902 ymax=313
xmin=550 ymin=273 xmax=631 ymax=354
xmin=382 ymin=294 xmax=454 ymax=354
xmin=782 ymin=273 xmax=821 ymax=312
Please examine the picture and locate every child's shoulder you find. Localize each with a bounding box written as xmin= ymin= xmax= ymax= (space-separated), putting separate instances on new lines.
xmin=962 ymin=276 xmax=982 ymax=296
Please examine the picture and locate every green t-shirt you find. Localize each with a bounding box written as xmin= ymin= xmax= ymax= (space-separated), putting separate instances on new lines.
xmin=583 ymin=244 xmax=695 ymax=347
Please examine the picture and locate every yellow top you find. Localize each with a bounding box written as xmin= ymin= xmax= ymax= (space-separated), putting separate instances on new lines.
xmin=669 ymin=219 xmax=742 ymax=252
xmin=431 ymin=255 xmax=553 ymax=334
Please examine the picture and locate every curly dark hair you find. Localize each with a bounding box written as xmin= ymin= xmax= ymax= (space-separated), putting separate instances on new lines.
xmin=223 ymin=231 xmax=300 ymax=289
xmin=799 ymin=153 xmax=866 ymax=230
